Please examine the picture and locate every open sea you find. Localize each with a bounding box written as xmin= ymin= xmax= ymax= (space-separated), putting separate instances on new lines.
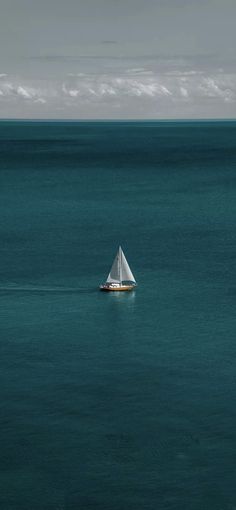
xmin=1 ymin=120 xmax=236 ymax=510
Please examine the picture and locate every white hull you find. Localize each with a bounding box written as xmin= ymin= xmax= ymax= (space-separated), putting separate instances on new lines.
xmin=100 ymin=283 xmax=136 ymax=292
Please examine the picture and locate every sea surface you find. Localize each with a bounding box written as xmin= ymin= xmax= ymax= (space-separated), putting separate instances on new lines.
xmin=1 ymin=120 xmax=236 ymax=510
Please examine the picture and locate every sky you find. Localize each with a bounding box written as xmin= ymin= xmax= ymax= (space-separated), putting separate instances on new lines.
xmin=0 ymin=0 xmax=236 ymax=119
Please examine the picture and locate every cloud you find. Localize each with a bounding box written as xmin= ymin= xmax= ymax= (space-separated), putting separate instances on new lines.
xmin=99 ymin=83 xmax=117 ymax=96
xmin=34 ymin=98 xmax=46 ymax=104
xmin=61 ymin=76 xmax=173 ymax=99
xmin=166 ymin=70 xmax=204 ymax=77
xmin=1 ymin=68 xmax=236 ymax=118
xmin=0 ymin=79 xmax=46 ymax=104
xmin=16 ymin=85 xmax=33 ymax=99
xmin=126 ymin=68 xmax=154 ymax=76
xmin=198 ymin=77 xmax=235 ymax=102
xmin=68 ymin=89 xmax=80 ymax=97
xmin=180 ymin=86 xmax=189 ymax=98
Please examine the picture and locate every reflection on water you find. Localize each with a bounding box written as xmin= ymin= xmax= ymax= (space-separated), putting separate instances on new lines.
xmin=107 ymin=290 xmax=136 ymax=302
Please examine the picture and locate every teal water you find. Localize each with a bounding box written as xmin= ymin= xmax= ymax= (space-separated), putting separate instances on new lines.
xmin=1 ymin=121 xmax=236 ymax=509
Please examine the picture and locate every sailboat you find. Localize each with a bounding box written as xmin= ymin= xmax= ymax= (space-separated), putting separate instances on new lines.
xmin=100 ymin=246 xmax=137 ymax=291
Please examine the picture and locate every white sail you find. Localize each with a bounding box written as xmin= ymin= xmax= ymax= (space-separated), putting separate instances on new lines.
xmin=120 ymin=248 xmax=136 ymax=283
xmin=106 ymin=247 xmax=136 ymax=284
xmin=106 ymin=250 xmax=120 ymax=283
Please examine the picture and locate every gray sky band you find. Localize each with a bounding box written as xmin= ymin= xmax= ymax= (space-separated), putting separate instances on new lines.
xmin=0 ymin=0 xmax=235 ymax=118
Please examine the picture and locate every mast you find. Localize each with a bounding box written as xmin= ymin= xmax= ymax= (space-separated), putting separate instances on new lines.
xmin=119 ymin=246 xmax=122 ymax=285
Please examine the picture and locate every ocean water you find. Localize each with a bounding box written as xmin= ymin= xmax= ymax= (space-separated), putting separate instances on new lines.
xmin=1 ymin=120 xmax=236 ymax=510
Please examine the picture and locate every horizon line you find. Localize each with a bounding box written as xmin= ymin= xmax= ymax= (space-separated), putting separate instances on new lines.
xmin=0 ymin=117 xmax=236 ymax=123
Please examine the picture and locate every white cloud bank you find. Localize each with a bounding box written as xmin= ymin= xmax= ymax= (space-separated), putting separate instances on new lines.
xmin=0 ymin=69 xmax=236 ymax=118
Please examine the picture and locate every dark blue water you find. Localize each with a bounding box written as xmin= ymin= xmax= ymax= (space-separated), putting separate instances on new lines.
xmin=1 ymin=120 xmax=236 ymax=509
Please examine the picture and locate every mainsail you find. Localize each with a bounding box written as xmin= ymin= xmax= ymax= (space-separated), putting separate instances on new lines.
xmin=106 ymin=247 xmax=136 ymax=284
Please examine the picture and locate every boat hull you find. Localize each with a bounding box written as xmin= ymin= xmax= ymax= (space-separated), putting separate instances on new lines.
xmin=100 ymin=285 xmax=135 ymax=292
